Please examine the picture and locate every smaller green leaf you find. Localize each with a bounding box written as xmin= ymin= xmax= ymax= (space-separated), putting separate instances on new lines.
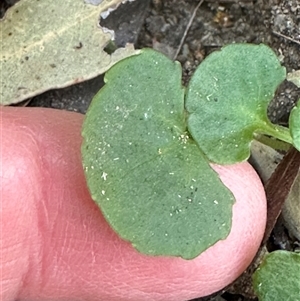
xmin=185 ymin=44 xmax=288 ymax=164
xmin=287 ymin=70 xmax=300 ymax=88
xmin=253 ymin=251 xmax=300 ymax=301
xmin=289 ymin=100 xmax=300 ymax=151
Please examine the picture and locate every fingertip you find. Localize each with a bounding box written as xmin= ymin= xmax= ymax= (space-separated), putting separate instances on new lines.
xmin=1 ymin=107 xmax=86 ymax=301
xmin=1 ymin=107 xmax=43 ymax=300
xmin=0 ymin=107 xmax=267 ymax=301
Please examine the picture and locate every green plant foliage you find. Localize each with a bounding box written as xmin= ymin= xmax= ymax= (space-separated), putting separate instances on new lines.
xmin=82 ymin=49 xmax=235 ymax=259
xmin=253 ymin=251 xmax=300 ymax=301
xmin=289 ymin=100 xmax=300 ymax=151
xmin=185 ymin=44 xmax=289 ymax=164
xmin=0 ymin=0 xmax=138 ymax=105
xmin=82 ymin=44 xmax=300 ymax=259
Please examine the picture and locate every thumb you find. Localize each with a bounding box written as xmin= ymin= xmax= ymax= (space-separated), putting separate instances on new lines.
xmin=1 ymin=106 xmax=266 ymax=301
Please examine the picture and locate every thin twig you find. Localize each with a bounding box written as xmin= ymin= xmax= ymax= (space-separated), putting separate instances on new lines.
xmin=173 ymin=0 xmax=204 ymax=60
xmin=262 ymin=148 xmax=300 ymax=244
xmin=273 ymin=31 xmax=300 ymax=46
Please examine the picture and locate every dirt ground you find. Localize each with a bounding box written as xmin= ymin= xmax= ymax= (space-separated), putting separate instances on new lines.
xmin=2 ymin=0 xmax=300 ymax=300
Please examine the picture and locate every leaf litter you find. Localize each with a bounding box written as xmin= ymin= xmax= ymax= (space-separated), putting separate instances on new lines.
xmin=0 ymin=0 xmax=139 ymax=105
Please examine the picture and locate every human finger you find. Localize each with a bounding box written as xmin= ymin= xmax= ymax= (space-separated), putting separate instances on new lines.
xmin=1 ymin=106 xmax=266 ymax=301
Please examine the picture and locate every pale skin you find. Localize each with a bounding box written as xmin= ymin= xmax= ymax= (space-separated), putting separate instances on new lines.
xmin=1 ymin=106 xmax=267 ymax=301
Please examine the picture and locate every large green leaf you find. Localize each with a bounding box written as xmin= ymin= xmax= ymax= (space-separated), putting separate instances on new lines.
xmin=0 ymin=0 xmax=138 ymax=105
xmin=289 ymin=100 xmax=300 ymax=151
xmin=82 ymin=49 xmax=234 ymax=259
xmin=185 ymin=44 xmax=288 ymax=164
xmin=253 ymin=251 xmax=300 ymax=301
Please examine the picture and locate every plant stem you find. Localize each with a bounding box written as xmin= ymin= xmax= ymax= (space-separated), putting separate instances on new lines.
xmin=256 ymin=123 xmax=293 ymax=146
xmin=253 ymin=133 xmax=291 ymax=151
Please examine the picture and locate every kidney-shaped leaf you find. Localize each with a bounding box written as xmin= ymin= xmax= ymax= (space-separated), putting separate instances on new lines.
xmin=82 ymin=49 xmax=234 ymax=259
xmin=185 ymin=44 xmax=287 ymax=164
xmin=0 ymin=0 xmax=138 ymax=105
xmin=253 ymin=251 xmax=300 ymax=301
xmin=289 ymin=100 xmax=300 ymax=151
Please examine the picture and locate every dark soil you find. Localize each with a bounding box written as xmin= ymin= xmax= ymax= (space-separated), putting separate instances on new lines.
xmin=2 ymin=1 xmax=300 ymax=300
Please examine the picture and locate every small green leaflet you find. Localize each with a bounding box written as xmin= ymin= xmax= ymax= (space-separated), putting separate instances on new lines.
xmin=185 ymin=44 xmax=288 ymax=164
xmin=253 ymin=251 xmax=300 ymax=301
xmin=82 ymin=49 xmax=234 ymax=259
xmin=289 ymin=100 xmax=300 ymax=151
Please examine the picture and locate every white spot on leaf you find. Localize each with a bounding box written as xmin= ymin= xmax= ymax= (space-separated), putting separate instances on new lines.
xmin=101 ymin=172 xmax=108 ymax=181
